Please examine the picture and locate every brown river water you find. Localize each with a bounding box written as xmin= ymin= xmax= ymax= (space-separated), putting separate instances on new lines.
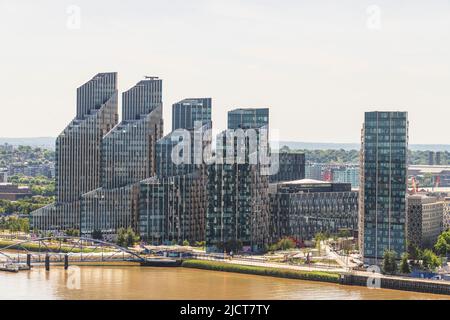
xmin=0 ymin=265 xmax=449 ymax=300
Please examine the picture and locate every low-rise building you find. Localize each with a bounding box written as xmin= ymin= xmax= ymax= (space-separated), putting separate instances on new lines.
xmin=407 ymin=195 xmax=444 ymax=249
xmin=0 ymin=169 xmax=7 ymax=183
xmin=269 ymin=152 xmax=305 ymax=183
xmin=269 ymin=179 xmax=359 ymax=243
xmin=0 ymin=183 xmax=32 ymax=200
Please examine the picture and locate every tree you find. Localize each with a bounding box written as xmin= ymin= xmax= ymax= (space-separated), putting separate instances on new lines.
xmin=434 ymin=231 xmax=450 ymax=257
xmin=399 ymin=253 xmax=411 ymax=274
xmin=116 ymin=227 xmax=139 ymax=247
xmin=421 ymin=249 xmax=441 ymax=271
xmin=314 ymin=233 xmax=327 ymax=255
xmin=338 ymin=229 xmax=351 ymax=239
xmin=65 ymin=228 xmax=79 ymax=237
xmin=382 ymin=250 xmax=398 ymax=274
xmin=277 ymin=237 xmax=296 ymax=250
xmin=407 ymin=242 xmax=421 ymax=262
xmin=182 ymin=240 xmax=190 ymax=246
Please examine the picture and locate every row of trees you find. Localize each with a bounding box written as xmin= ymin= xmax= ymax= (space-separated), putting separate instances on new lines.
xmin=0 ymin=196 xmax=54 ymax=215
xmin=8 ymin=175 xmax=55 ymax=197
xmin=383 ymin=231 xmax=450 ymax=274
xmin=0 ymin=216 xmax=29 ymax=233
xmin=383 ymin=249 xmax=442 ymax=275
xmin=279 ymin=146 xmax=450 ymax=165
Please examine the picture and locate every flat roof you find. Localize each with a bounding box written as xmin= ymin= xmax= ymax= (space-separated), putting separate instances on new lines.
xmin=280 ymin=179 xmax=331 ymax=185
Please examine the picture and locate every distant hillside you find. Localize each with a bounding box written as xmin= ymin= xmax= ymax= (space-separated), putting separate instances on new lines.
xmin=278 ymin=141 xmax=450 ymax=152
xmin=0 ymin=137 xmax=55 ymax=149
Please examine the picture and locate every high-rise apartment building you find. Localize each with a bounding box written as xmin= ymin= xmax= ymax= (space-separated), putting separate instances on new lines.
xmin=138 ymin=98 xmax=212 ymax=244
xmin=80 ymin=78 xmax=163 ymax=237
xmin=206 ymin=108 xmax=270 ymax=253
xmin=359 ymin=111 xmax=409 ymax=264
xmin=172 ymin=98 xmax=212 ymax=131
xmin=227 ymin=108 xmax=269 ymax=130
xmin=31 ymin=73 xmax=119 ymax=231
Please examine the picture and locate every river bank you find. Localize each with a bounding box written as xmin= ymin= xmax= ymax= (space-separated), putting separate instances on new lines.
xmin=181 ymin=259 xmax=340 ymax=283
xmin=180 ymin=259 xmax=450 ymax=297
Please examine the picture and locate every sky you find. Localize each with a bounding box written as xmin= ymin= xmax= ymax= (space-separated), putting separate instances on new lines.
xmin=0 ymin=0 xmax=449 ymax=144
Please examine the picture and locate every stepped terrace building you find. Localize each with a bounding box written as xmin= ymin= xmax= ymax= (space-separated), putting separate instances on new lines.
xmin=31 ymin=73 xmax=119 ymax=232
xmin=80 ymin=78 xmax=163 ymax=237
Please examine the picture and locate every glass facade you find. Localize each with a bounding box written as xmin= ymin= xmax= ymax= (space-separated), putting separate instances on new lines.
xmin=206 ymin=108 xmax=271 ymax=253
xmin=80 ymin=78 xmax=163 ymax=236
xmin=139 ymin=171 xmax=207 ymax=245
xmin=172 ymin=98 xmax=212 ymax=131
xmin=227 ymin=108 xmax=269 ymax=130
xmin=360 ymin=111 xmax=409 ymax=264
xmin=31 ymin=73 xmax=119 ymax=232
xmin=269 ymin=152 xmax=305 ymax=183
xmin=270 ymin=181 xmax=358 ymax=242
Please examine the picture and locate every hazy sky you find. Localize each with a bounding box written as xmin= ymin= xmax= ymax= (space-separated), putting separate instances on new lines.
xmin=1 ymin=0 xmax=449 ymax=144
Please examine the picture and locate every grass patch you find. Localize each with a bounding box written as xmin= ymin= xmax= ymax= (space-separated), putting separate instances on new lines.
xmin=181 ymin=259 xmax=340 ymax=284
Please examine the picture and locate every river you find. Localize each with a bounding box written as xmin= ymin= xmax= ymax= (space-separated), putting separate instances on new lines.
xmin=0 ymin=264 xmax=449 ymax=300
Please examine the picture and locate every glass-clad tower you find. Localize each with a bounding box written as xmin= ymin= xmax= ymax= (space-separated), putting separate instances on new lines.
xmin=81 ymin=78 xmax=163 ymax=238
xmin=139 ymin=98 xmax=212 ymax=244
xmin=31 ymin=73 xmax=119 ymax=231
xmin=359 ymin=111 xmax=409 ymax=264
xmin=172 ymin=98 xmax=212 ymax=131
xmin=227 ymin=108 xmax=269 ymax=130
xmin=206 ymin=108 xmax=270 ymax=253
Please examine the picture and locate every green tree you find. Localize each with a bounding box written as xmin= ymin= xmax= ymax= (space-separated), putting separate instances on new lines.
xmin=182 ymin=240 xmax=190 ymax=246
xmin=116 ymin=228 xmax=127 ymax=247
xmin=314 ymin=233 xmax=327 ymax=255
xmin=421 ymin=249 xmax=441 ymax=271
xmin=434 ymin=231 xmax=450 ymax=256
xmin=407 ymin=242 xmax=421 ymax=262
xmin=277 ymin=237 xmax=296 ymax=250
xmin=65 ymin=228 xmax=80 ymax=237
xmin=382 ymin=250 xmax=398 ymax=274
xmin=399 ymin=253 xmax=411 ymax=274
xmin=124 ymin=227 xmax=139 ymax=247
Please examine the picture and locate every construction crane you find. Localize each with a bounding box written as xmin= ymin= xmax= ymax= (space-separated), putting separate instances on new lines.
xmin=410 ymin=177 xmax=419 ymax=194
xmin=433 ymin=176 xmax=441 ymax=192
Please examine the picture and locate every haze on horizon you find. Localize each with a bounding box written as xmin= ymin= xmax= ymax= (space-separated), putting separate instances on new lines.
xmin=0 ymin=0 xmax=449 ymax=144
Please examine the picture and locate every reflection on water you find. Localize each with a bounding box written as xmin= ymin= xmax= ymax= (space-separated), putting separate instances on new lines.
xmin=0 ymin=265 xmax=448 ymax=300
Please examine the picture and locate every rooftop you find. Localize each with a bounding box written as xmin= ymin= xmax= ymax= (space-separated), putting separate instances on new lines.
xmin=280 ymin=179 xmax=330 ymax=185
